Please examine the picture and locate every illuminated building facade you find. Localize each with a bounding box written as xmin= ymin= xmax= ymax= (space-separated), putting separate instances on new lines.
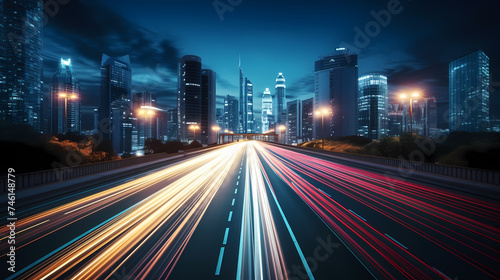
xmin=51 ymin=58 xmax=81 ymax=134
xmin=449 ymin=50 xmax=490 ymax=132
xmin=262 ymin=88 xmax=272 ymax=133
xmin=357 ymin=74 xmax=388 ymax=139
xmin=314 ymin=48 xmax=358 ymax=138
xmin=0 ymin=0 xmax=44 ymax=131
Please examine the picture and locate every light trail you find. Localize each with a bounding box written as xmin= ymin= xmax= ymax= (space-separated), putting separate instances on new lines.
xmin=5 ymin=143 xmax=246 ymax=279
xmin=255 ymin=142 xmax=500 ymax=279
xmin=236 ymin=142 xmax=288 ymax=280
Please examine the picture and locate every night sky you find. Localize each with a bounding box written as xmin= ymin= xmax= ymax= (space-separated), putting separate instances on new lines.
xmin=42 ymin=0 xmax=499 ymax=116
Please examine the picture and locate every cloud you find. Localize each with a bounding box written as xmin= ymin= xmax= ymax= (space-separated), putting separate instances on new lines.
xmin=42 ymin=0 xmax=181 ymax=106
xmin=286 ymin=73 xmax=315 ymax=101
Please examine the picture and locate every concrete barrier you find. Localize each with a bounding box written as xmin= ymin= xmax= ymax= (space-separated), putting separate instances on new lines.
xmin=292 ymin=145 xmax=500 ymax=186
xmin=0 ymin=146 xmax=210 ymax=193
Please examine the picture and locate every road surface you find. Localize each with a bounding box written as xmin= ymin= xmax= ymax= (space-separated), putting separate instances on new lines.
xmin=2 ymin=141 xmax=499 ymax=279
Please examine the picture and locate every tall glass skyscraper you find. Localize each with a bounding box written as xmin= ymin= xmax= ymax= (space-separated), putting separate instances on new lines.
xmin=238 ymin=59 xmax=254 ymax=133
xmin=224 ymin=95 xmax=238 ymax=133
xmin=177 ymin=56 xmax=216 ymax=144
xmin=201 ymin=69 xmax=216 ymax=144
xmin=261 ymin=88 xmax=272 ymax=133
xmin=449 ymin=50 xmax=490 ymax=132
xmin=0 ymin=0 xmax=44 ymax=131
xmin=274 ymin=73 xmax=286 ymax=124
xmin=238 ymin=59 xmax=244 ymax=133
xmin=51 ymin=58 xmax=81 ymax=135
xmin=302 ymin=98 xmax=314 ymax=142
xmin=177 ymin=55 xmax=202 ymax=142
xmin=99 ymin=54 xmax=133 ymax=154
xmin=314 ymin=48 xmax=358 ymax=138
xmin=244 ymin=78 xmax=253 ymax=133
xmin=357 ymin=74 xmax=388 ymax=139
xmin=286 ymin=99 xmax=301 ymax=145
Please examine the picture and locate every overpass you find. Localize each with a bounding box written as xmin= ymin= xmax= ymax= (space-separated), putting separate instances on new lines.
xmin=219 ymin=133 xmax=279 ymax=144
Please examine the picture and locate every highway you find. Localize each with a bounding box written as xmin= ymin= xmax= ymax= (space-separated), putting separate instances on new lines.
xmin=1 ymin=141 xmax=499 ymax=279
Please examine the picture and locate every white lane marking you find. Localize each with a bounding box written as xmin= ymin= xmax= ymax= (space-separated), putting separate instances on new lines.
xmin=432 ymin=267 xmax=452 ymax=280
xmin=215 ymin=247 xmax=225 ymax=275
xmin=228 ymin=211 xmax=233 ymax=222
xmin=349 ymin=209 xmax=367 ymax=222
xmin=231 ymin=199 xmax=235 ymax=206
xmin=223 ymin=227 xmax=230 ymax=244
xmin=385 ymin=234 xmax=408 ymax=250
xmin=317 ymin=188 xmax=331 ymax=197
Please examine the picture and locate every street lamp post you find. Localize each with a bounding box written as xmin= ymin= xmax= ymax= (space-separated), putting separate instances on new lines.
xmin=212 ymin=125 xmax=221 ymax=144
xmin=315 ymin=108 xmax=330 ymax=150
xmin=189 ymin=125 xmax=200 ymax=143
xmin=278 ymin=125 xmax=286 ymax=144
xmin=59 ymin=93 xmax=78 ymax=133
xmin=137 ymin=108 xmax=156 ymax=141
xmin=399 ymin=92 xmax=420 ymax=135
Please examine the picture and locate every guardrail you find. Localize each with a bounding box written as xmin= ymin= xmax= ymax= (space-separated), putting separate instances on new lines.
xmin=292 ymin=146 xmax=500 ymax=186
xmin=0 ymin=147 xmax=207 ymax=193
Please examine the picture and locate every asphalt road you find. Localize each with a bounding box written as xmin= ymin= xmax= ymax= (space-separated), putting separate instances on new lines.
xmin=1 ymin=141 xmax=499 ymax=279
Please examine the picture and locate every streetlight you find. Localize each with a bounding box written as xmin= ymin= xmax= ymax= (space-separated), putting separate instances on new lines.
xmin=399 ymin=92 xmax=420 ymax=135
xmin=189 ymin=125 xmax=200 ymax=143
xmin=137 ymin=108 xmax=156 ymax=140
xmin=315 ymin=108 xmax=331 ymax=150
xmin=59 ymin=92 xmax=78 ymax=133
xmin=212 ymin=125 xmax=221 ymax=144
xmin=278 ymin=125 xmax=286 ymax=144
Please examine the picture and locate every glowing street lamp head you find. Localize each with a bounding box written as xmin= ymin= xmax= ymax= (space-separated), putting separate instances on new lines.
xmin=315 ymin=108 xmax=331 ymax=116
xmin=412 ymin=92 xmax=420 ymax=98
xmin=400 ymin=93 xmax=407 ymax=99
xmin=212 ymin=126 xmax=220 ymax=131
xmin=147 ymin=110 xmax=154 ymax=116
xmin=278 ymin=125 xmax=286 ymax=131
xmin=61 ymin=58 xmax=71 ymax=66
xmin=59 ymin=93 xmax=67 ymax=98
xmin=138 ymin=109 xmax=144 ymax=115
xmin=70 ymin=94 xmax=78 ymax=99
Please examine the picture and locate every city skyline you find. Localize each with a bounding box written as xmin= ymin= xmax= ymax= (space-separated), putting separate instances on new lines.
xmin=38 ymin=0 xmax=499 ymax=116
xmin=2 ymin=2 xmax=500 ymax=279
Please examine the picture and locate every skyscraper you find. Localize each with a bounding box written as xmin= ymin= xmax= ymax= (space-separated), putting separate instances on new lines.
xmin=261 ymin=88 xmax=272 ymax=133
xmin=201 ymin=69 xmax=216 ymax=144
xmin=449 ymin=50 xmax=490 ymax=132
xmin=238 ymin=59 xmax=254 ymax=133
xmin=412 ymin=97 xmax=438 ymax=137
xmin=0 ymin=0 xmax=44 ymax=131
xmin=51 ymin=58 xmax=81 ymax=135
xmin=224 ymin=95 xmax=238 ymax=133
xmin=387 ymin=103 xmax=403 ymax=137
xmin=178 ymin=55 xmax=202 ymax=142
xmin=244 ymin=78 xmax=254 ymax=133
xmin=275 ymin=73 xmax=286 ymax=124
xmin=216 ymin=108 xmax=224 ymax=130
xmin=238 ymin=58 xmax=244 ymax=133
xmin=357 ymin=74 xmax=388 ymax=139
xmin=302 ymin=98 xmax=314 ymax=142
xmin=99 ymin=54 xmax=132 ymax=154
xmin=177 ymin=56 xmax=216 ymax=144
xmin=287 ymin=100 xmax=301 ymax=145
xmin=314 ymin=48 xmax=358 ymax=138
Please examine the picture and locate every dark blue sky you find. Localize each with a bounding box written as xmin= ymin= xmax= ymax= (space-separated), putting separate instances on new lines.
xmin=42 ymin=0 xmax=499 ymax=114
